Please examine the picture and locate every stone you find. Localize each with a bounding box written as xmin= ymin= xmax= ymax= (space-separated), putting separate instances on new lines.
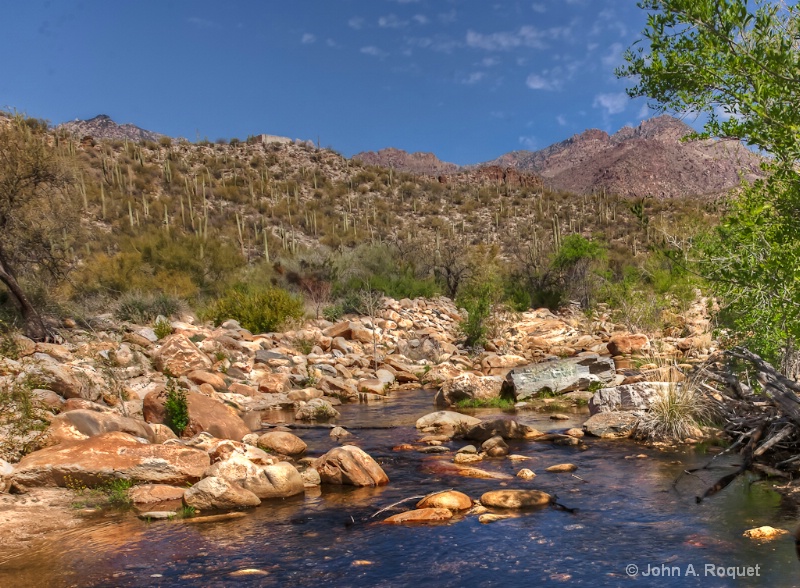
xmin=742 ymin=526 xmax=788 ymax=540
xmin=48 ymin=409 xmax=155 ymax=444
xmin=258 ymin=373 xmax=292 ymax=394
xmin=453 ymin=453 xmax=483 ymax=464
xmin=31 ymin=389 xmax=64 ymax=410
xmin=322 ymin=321 xmax=352 ymax=339
xmin=435 ymin=372 xmax=504 ymax=406
xmin=375 ymin=369 xmax=396 ymax=386
xmin=565 ymin=428 xmax=584 ymax=438
xmin=607 ymin=333 xmax=650 ymax=356
xmin=153 ymin=334 xmax=212 ymax=377
xmin=257 ymin=431 xmax=307 ymax=455
xmin=358 ymin=379 xmax=386 ymax=395
xmin=129 ymin=484 xmax=186 ymax=504
xmin=480 ymin=489 xmax=551 ymax=509
xmin=422 ymin=363 xmax=463 ymax=386
xmin=416 ymin=490 xmax=472 ymax=511
xmin=588 ymin=382 xmax=673 ymax=415
xmin=479 ymin=514 xmax=515 ymax=524
xmin=503 ymin=354 xmax=616 ymax=401
xmin=12 ymin=432 xmax=210 ymax=488
xmin=183 ymin=476 xmax=261 ymax=510
xmin=62 ymin=398 xmax=113 ymax=413
xmin=0 ymin=458 xmax=13 ymax=492
xmin=138 ymin=511 xmax=176 ymax=520
xmin=314 ymin=445 xmax=389 ymax=486
xmin=294 ymin=398 xmax=340 ymax=421
xmin=28 ymin=363 xmax=88 ymax=400
xmin=287 ymin=388 xmax=323 ymax=402
xmin=208 ymin=440 xmax=275 ymax=466
xmin=205 ymin=455 xmax=304 ymax=499
xmin=583 ymin=412 xmax=638 ymax=438
xmin=383 ymin=508 xmax=453 ymax=524
xmin=546 ymin=463 xmax=577 ymax=473
xmin=464 ymin=419 xmax=542 ymax=442
xmin=329 ymin=426 xmax=351 ymax=440
xmin=143 ymin=387 xmax=251 ymax=441
xmin=482 ymin=435 xmax=509 ymax=457
xmin=516 ymin=468 xmax=536 ymax=480
xmin=458 ymin=445 xmax=477 ymax=454
xmin=187 ymin=370 xmax=227 ymax=391
xmin=415 ymin=411 xmax=482 ymax=431
xmin=228 ymin=383 xmax=258 ymax=397
xmin=300 ymin=467 xmax=321 ymax=487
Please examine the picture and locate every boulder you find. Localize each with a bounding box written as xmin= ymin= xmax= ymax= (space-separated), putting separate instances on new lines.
xmin=150 ymin=424 xmax=178 ymax=443
xmin=206 ymin=454 xmax=304 ymax=499
xmin=0 ymin=458 xmax=13 ymax=492
xmin=482 ymin=435 xmax=509 ymax=457
xmin=588 ymin=382 xmax=672 ymax=415
xmin=143 ymin=387 xmax=251 ymax=441
xmin=48 ymin=409 xmax=155 ymax=443
xmin=153 ymin=334 xmax=212 ymax=377
xmin=607 ymin=334 xmax=650 ymax=356
xmin=294 ymin=398 xmax=340 ymax=421
xmin=415 ymin=411 xmax=481 ymax=432
xmin=12 ymin=432 xmax=210 ymax=488
xmin=256 ymin=431 xmax=307 ymax=455
xmin=183 ymin=476 xmax=261 ymax=510
xmin=545 ymin=463 xmax=577 ymax=473
xmin=464 ymin=418 xmax=542 ymax=442
xmin=502 ymin=354 xmax=616 ymax=400
xmin=187 ymin=370 xmax=227 ymax=391
xmin=300 ymin=467 xmax=321 ymax=487
xmin=583 ymin=412 xmax=638 ymax=438
xmin=28 ymin=363 xmax=93 ymax=401
xmin=480 ymin=489 xmax=551 ymax=509
xmin=314 ymin=445 xmax=389 ymax=486
xmin=383 ymin=508 xmax=453 ymax=524
xmin=258 ymin=373 xmax=292 ymax=394
xmin=435 ymin=372 xmax=504 ymax=406
xmin=516 ymin=468 xmax=536 ymax=480
xmin=416 ymin=490 xmax=472 ymax=511
xmin=129 ymin=484 xmax=186 ymax=504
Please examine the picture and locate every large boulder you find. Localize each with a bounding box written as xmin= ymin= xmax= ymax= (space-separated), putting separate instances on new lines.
xmin=128 ymin=484 xmax=186 ymax=505
xmin=48 ymin=409 xmax=156 ymax=443
xmin=314 ymin=445 xmax=389 ymax=486
xmin=415 ymin=411 xmax=481 ymax=432
xmin=153 ymin=334 xmax=212 ymax=377
xmin=502 ymin=354 xmax=616 ymax=400
xmin=205 ymin=454 xmax=304 ymax=499
xmin=294 ymin=398 xmax=340 ymax=421
xmin=583 ymin=412 xmax=638 ymax=438
xmin=464 ymin=418 xmax=543 ymax=442
xmin=588 ymin=382 xmax=672 ymax=415
xmin=434 ymin=373 xmax=504 ymax=406
xmin=11 ymin=432 xmax=210 ymax=488
xmin=256 ymin=431 xmax=307 ymax=455
xmin=183 ymin=476 xmax=261 ymax=510
xmin=607 ymin=334 xmax=650 ymax=356
xmin=480 ymin=489 xmax=551 ymax=508
xmin=143 ymin=387 xmax=251 ymax=441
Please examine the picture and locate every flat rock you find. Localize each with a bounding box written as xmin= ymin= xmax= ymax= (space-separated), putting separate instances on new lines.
xmin=383 ymin=508 xmax=453 ymax=524
xmin=480 ymin=489 xmax=551 ymax=508
xmin=138 ymin=511 xmax=176 ymax=520
xmin=545 ymin=463 xmax=577 ymax=473
xmin=48 ymin=409 xmax=155 ymax=444
xmin=479 ymin=513 xmax=515 ymax=524
xmin=129 ymin=484 xmax=186 ymax=504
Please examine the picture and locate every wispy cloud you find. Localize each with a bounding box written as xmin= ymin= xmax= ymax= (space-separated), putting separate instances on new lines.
xmin=361 ymin=46 xmax=388 ymax=57
xmin=638 ymin=103 xmax=650 ymax=119
xmin=413 ymin=14 xmax=429 ymax=25
xmin=526 ymin=73 xmax=559 ymax=91
xmin=187 ymin=16 xmax=214 ymax=29
xmin=531 ymin=3 xmax=546 ymax=13
xmin=601 ymin=42 xmax=623 ymax=68
xmin=479 ymin=57 xmax=500 ymax=67
xmin=519 ymin=135 xmax=538 ymax=149
xmin=348 ymin=16 xmax=365 ymax=30
xmin=556 ymin=114 xmax=568 ymax=126
xmin=461 ymin=72 xmax=486 ymax=85
xmin=379 ymin=14 xmax=408 ymax=28
xmin=594 ymin=92 xmax=629 ymax=115
xmin=466 ymin=25 xmax=569 ymax=51
xmin=301 ymin=33 xmax=316 ymax=44
xmin=438 ymin=9 xmax=457 ymax=25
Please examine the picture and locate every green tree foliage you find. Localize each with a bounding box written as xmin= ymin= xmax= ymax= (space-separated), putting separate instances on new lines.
xmin=620 ymin=0 xmax=800 ymax=362
xmin=164 ymin=379 xmax=189 ymax=436
xmin=552 ymin=234 xmax=607 ymax=309
xmin=203 ymin=284 xmax=305 ymax=334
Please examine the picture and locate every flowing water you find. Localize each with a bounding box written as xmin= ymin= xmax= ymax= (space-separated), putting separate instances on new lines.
xmin=1 ymin=389 xmax=798 ymax=587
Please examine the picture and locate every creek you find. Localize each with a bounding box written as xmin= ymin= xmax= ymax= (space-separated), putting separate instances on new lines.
xmin=1 ymin=388 xmax=797 ymax=587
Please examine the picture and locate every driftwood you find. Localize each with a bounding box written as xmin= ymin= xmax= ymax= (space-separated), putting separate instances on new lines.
xmin=689 ymin=347 xmax=800 ymax=501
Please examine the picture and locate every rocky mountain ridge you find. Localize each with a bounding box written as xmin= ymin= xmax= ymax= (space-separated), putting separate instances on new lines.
xmin=57 ymin=114 xmax=164 ymax=143
xmin=353 ymin=147 xmax=459 ymax=176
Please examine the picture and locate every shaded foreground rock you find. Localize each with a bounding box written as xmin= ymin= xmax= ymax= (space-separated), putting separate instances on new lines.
xmin=144 ymin=388 xmax=251 ymax=441
xmin=480 ymin=489 xmax=551 ymax=508
xmin=503 ymin=354 xmax=615 ymax=400
xmin=12 ymin=432 xmax=210 ymax=488
xmin=183 ymin=476 xmax=261 ymax=510
xmin=314 ymin=446 xmax=389 ymax=486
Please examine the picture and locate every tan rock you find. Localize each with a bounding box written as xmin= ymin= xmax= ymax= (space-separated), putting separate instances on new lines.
xmin=150 ymin=424 xmax=178 ymax=443
xmin=143 ymin=387 xmax=251 ymax=441
xmin=206 ymin=454 xmax=304 ymax=499
xmin=416 ymin=490 xmax=472 ymax=511
xmin=258 ymin=373 xmax=292 ymax=394
xmin=383 ymin=508 xmax=452 ymax=524
xmin=129 ymin=484 xmax=186 ymax=504
xmin=183 ymin=476 xmax=261 ymax=510
xmin=358 ymin=379 xmax=386 ymax=395
xmin=294 ymin=398 xmax=340 ymax=421
xmin=453 ymin=453 xmax=483 ymax=464
xmin=287 ymin=388 xmax=324 ymax=402
xmin=48 ymin=409 xmax=155 ymax=444
xmin=187 ymin=370 xmax=227 ymax=391
xmin=435 ymin=372 xmax=504 ymax=406
xmin=12 ymin=432 xmax=210 ymax=488
xmin=257 ymin=431 xmax=307 ymax=455
xmin=742 ymin=526 xmax=788 ymax=540
xmin=607 ymin=333 xmax=650 ymax=356
xmin=314 ymin=446 xmax=389 ymax=486
xmin=153 ymin=334 xmax=212 ymax=377
xmin=565 ymin=428 xmax=584 ymax=438
xmin=228 ymin=383 xmax=258 ymax=397
xmin=516 ymin=468 xmax=536 ymax=480
xmin=480 ymin=489 xmax=551 ymax=508
xmin=545 ymin=463 xmax=577 ymax=473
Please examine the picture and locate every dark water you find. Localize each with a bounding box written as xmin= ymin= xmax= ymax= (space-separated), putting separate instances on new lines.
xmin=1 ymin=389 xmax=798 ymax=587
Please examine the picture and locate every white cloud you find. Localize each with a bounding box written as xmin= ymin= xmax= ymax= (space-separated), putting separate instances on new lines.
xmin=462 ymin=72 xmax=486 ymax=85
xmin=593 ymin=92 xmax=629 ymax=115
xmin=638 ymin=103 xmax=650 ymax=119
xmin=326 ymin=38 xmax=338 ymax=48
xmin=601 ymin=42 xmax=623 ymax=68
xmin=413 ymin=14 xmax=429 ymax=25
xmin=556 ymin=114 xmax=567 ymax=126
xmin=361 ymin=46 xmax=387 ymax=57
xmin=301 ymin=33 xmax=316 ymax=44
xmin=519 ymin=135 xmax=538 ymax=149
xmin=379 ymin=14 xmax=408 ymax=28
xmin=531 ymin=3 xmax=546 ymax=13
xmin=526 ymin=73 xmax=557 ymax=91
xmin=479 ymin=57 xmax=500 ymax=67
xmin=466 ymin=25 xmax=569 ymax=51
xmin=348 ymin=17 xmax=365 ymax=29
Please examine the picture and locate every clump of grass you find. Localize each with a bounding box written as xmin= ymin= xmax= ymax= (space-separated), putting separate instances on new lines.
xmin=636 ymin=384 xmax=711 ymax=441
xmin=454 ymin=397 xmax=515 ymax=410
xmin=65 ymin=476 xmax=134 ymax=509
xmin=153 ymin=316 xmax=173 ymax=339
xmin=179 ymin=504 xmax=197 ymax=518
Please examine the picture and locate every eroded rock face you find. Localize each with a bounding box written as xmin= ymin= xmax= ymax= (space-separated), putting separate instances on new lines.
xmin=143 ymin=387 xmax=251 ymax=441
xmin=183 ymin=476 xmax=261 ymax=510
xmin=435 ymin=372 xmax=504 ymax=406
xmin=153 ymin=334 xmax=212 ymax=377
xmin=256 ymin=431 xmax=307 ymax=456
xmin=314 ymin=446 xmax=389 ymax=486
xmin=48 ymin=409 xmax=155 ymax=444
xmin=503 ymin=354 xmax=615 ymax=400
xmin=480 ymin=489 xmax=551 ymax=508
xmin=12 ymin=432 xmax=210 ymax=488
xmin=416 ymin=490 xmax=472 ymax=511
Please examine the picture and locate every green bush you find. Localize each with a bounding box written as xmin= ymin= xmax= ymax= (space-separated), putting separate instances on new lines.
xmin=164 ymin=379 xmax=189 ymax=436
xmin=457 ymin=285 xmax=494 ymax=347
xmin=0 ymin=375 xmax=51 ymax=461
xmin=203 ymin=285 xmax=305 ymax=334
xmin=115 ymin=291 xmax=183 ymax=324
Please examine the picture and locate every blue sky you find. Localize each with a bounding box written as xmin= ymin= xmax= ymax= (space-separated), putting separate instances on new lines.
xmin=1 ymin=1 xmax=658 ymax=165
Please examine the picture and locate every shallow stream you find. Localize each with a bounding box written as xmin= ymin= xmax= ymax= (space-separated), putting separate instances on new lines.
xmin=1 ymin=389 xmax=798 ymax=587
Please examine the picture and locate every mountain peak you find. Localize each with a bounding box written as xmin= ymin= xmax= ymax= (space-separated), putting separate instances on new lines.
xmin=58 ymin=115 xmax=164 ymax=143
xmin=353 ymin=147 xmax=459 ymax=175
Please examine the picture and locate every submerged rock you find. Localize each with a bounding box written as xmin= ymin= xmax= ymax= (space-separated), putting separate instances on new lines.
xmin=383 ymin=508 xmax=453 ymax=524
xmin=742 ymin=526 xmax=788 ymax=540
xmin=480 ymin=489 xmax=551 ymax=509
xmin=294 ymin=398 xmax=340 ymax=421
xmin=314 ymin=446 xmax=389 ymax=486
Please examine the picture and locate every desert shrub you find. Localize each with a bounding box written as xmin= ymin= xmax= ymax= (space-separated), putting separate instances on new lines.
xmin=0 ymin=375 xmax=51 ymax=461
xmin=456 ymin=284 xmax=495 ymax=347
xmin=153 ymin=316 xmax=173 ymax=339
xmin=636 ymin=383 xmax=711 ymax=442
xmin=114 ymin=291 xmax=183 ymax=324
xmin=203 ymin=284 xmax=305 ymax=334
xmin=164 ymin=378 xmax=189 ymax=436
